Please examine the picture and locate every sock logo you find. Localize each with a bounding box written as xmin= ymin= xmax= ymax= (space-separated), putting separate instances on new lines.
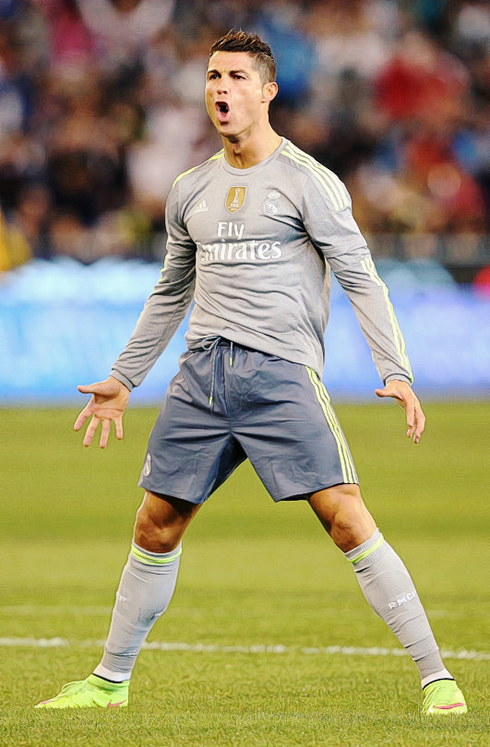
xmin=388 ymin=590 xmax=417 ymax=610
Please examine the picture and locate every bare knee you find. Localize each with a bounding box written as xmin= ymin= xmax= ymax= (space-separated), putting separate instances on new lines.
xmin=134 ymin=506 xmax=178 ymax=553
xmin=133 ymin=491 xmax=200 ymax=553
xmin=309 ymin=484 xmax=377 ymax=552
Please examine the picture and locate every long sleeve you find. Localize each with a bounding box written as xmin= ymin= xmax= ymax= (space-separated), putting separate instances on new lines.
xmin=301 ymin=176 xmax=413 ymax=385
xmin=111 ymin=185 xmax=196 ymax=390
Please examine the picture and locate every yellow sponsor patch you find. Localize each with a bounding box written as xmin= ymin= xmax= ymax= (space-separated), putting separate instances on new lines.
xmin=225 ymin=186 xmax=247 ymax=214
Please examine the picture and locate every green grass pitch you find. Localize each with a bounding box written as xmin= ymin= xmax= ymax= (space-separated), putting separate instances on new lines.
xmin=0 ymin=402 xmax=489 ymax=746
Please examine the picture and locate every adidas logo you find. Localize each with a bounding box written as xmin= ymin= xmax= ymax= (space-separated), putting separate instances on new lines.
xmin=193 ymin=199 xmax=208 ymax=214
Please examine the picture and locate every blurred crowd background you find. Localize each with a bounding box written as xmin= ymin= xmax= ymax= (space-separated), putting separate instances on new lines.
xmin=0 ymin=0 xmax=488 ymax=281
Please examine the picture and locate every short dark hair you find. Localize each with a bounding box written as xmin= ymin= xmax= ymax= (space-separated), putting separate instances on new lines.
xmin=209 ymin=29 xmax=276 ymax=84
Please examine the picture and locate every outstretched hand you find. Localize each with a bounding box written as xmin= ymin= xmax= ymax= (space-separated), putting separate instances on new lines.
xmin=375 ymin=380 xmax=426 ymax=444
xmin=74 ymin=376 xmax=130 ymax=448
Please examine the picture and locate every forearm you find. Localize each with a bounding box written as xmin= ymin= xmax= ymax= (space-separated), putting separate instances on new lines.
xmin=330 ymin=251 xmax=413 ymax=385
xmin=111 ymin=281 xmax=194 ymax=390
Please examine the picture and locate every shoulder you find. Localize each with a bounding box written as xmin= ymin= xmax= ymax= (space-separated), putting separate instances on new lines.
xmin=166 ymin=149 xmax=223 ymax=226
xmin=172 ymin=150 xmax=224 ymax=191
xmin=278 ymin=141 xmax=351 ymax=211
xmin=167 ymin=150 xmax=224 ymax=219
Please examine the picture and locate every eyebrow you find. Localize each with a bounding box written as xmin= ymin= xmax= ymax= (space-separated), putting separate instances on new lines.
xmin=207 ymin=69 xmax=250 ymax=77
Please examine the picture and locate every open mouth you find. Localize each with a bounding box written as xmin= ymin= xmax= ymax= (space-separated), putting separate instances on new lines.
xmin=215 ymin=101 xmax=230 ymax=122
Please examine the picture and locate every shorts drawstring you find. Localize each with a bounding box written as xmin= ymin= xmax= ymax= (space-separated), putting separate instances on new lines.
xmin=195 ymin=337 xmax=234 ymax=408
xmin=200 ymin=337 xmax=220 ymax=407
xmin=209 ymin=344 xmax=218 ymax=407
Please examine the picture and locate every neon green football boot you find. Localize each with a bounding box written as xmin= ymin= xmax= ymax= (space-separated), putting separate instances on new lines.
xmin=421 ymin=679 xmax=467 ymax=716
xmin=35 ymin=674 xmax=129 ymax=709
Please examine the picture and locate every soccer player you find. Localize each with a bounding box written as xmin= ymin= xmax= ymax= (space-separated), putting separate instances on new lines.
xmin=36 ymin=30 xmax=466 ymax=716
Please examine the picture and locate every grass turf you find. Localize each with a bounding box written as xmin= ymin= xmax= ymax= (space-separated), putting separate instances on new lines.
xmin=0 ymin=402 xmax=489 ymax=746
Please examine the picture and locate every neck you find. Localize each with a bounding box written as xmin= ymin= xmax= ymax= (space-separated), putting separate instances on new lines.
xmin=222 ymin=124 xmax=282 ymax=169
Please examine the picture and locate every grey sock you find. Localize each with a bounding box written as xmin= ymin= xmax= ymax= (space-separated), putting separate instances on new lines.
xmin=93 ymin=542 xmax=182 ymax=681
xmin=345 ymin=529 xmax=452 ymax=685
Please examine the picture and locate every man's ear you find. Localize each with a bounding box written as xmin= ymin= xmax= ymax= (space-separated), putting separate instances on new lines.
xmin=262 ymin=81 xmax=278 ymax=103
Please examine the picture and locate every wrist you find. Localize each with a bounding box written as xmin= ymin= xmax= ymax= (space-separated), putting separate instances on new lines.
xmin=384 ymin=374 xmax=412 ymax=386
xmin=110 ymin=371 xmax=133 ymax=392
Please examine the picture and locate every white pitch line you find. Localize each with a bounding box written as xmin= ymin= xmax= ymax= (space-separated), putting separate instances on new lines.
xmin=0 ymin=637 xmax=489 ymax=660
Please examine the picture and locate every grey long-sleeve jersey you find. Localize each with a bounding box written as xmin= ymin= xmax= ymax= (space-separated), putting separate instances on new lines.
xmin=111 ymin=139 xmax=413 ymax=390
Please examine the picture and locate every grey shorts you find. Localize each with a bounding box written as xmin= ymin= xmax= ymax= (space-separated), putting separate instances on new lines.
xmin=139 ymin=339 xmax=358 ymax=504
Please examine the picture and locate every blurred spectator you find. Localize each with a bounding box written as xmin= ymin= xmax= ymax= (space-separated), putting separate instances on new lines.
xmin=45 ymin=67 xmax=128 ymax=226
xmin=0 ymin=17 xmax=33 ymax=135
xmin=76 ymin=0 xmax=175 ymax=69
xmin=375 ymin=30 xmax=469 ymax=125
xmin=12 ymin=183 xmax=52 ymax=259
xmin=451 ymin=1 xmax=490 ymax=64
xmin=307 ymin=0 xmax=396 ymax=97
xmin=473 ymin=264 xmax=490 ymax=295
xmin=0 ymin=205 xmax=32 ymax=271
xmin=48 ymin=209 xmax=93 ymax=261
xmin=34 ymin=0 xmax=95 ymax=67
xmin=255 ymin=1 xmax=316 ymax=106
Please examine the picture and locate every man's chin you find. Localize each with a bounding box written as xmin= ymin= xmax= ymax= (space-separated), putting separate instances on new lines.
xmin=216 ymin=120 xmax=248 ymax=139
xmin=215 ymin=120 xmax=232 ymax=133
xmin=215 ymin=124 xmax=240 ymax=142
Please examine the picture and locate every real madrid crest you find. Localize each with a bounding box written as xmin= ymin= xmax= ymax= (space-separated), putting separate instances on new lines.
xmin=262 ymin=190 xmax=282 ymax=215
xmin=226 ymin=186 xmax=246 ymax=214
xmin=142 ymin=453 xmax=152 ymax=477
